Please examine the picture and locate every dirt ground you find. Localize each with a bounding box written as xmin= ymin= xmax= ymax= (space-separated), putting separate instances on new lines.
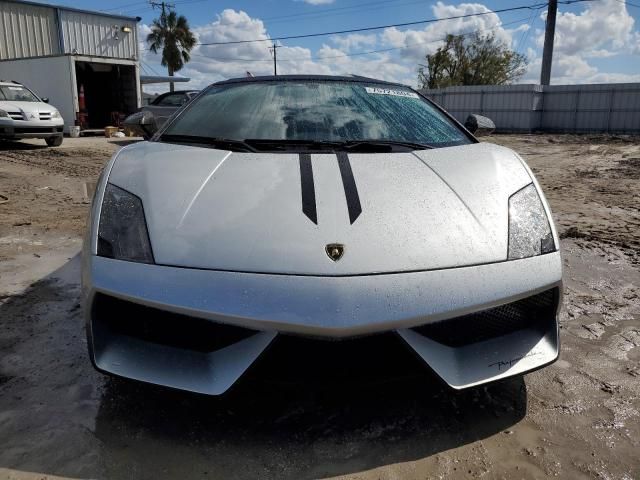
xmin=0 ymin=134 xmax=638 ymax=480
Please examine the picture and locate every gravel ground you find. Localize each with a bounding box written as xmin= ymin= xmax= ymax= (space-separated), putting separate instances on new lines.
xmin=0 ymin=134 xmax=638 ymax=480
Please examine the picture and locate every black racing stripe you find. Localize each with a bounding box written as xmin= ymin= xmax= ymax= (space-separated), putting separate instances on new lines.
xmin=336 ymin=152 xmax=362 ymax=224
xmin=299 ymin=153 xmax=318 ymax=224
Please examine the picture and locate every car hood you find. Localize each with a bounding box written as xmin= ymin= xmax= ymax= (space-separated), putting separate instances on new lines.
xmin=0 ymin=100 xmax=55 ymax=114
xmin=107 ymin=141 xmax=533 ymax=275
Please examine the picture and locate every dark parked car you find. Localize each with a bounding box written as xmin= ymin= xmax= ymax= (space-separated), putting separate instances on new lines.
xmin=124 ymin=90 xmax=199 ymax=137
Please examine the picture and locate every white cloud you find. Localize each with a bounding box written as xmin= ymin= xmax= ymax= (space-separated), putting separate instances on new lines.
xmin=330 ymin=33 xmax=377 ymax=51
xmin=141 ymin=8 xmax=414 ymax=89
xmin=139 ymin=23 xmax=152 ymax=38
xmin=584 ymin=72 xmax=640 ymax=83
xmin=380 ymin=1 xmax=517 ymax=62
xmin=535 ymin=0 xmax=637 ymax=56
xmin=140 ymin=1 xmax=640 ymax=93
xmin=177 ymin=10 xmax=274 ymax=86
xmin=523 ymin=0 xmax=640 ymax=84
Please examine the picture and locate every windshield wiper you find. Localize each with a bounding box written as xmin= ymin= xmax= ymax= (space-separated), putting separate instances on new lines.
xmin=341 ymin=140 xmax=435 ymax=152
xmin=159 ymin=135 xmax=435 ymax=153
xmin=159 ymin=134 xmax=256 ymax=152
xmin=242 ymin=138 xmax=434 ymax=152
xmin=243 ymin=139 xmax=342 ymax=151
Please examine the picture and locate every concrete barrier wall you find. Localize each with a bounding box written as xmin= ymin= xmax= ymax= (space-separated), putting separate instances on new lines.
xmin=421 ymin=83 xmax=640 ymax=134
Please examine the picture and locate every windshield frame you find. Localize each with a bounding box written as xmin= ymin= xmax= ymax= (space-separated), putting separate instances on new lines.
xmin=154 ymin=77 xmax=477 ymax=149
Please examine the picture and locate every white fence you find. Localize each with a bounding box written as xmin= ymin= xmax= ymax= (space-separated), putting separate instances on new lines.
xmin=421 ymin=83 xmax=640 ymax=134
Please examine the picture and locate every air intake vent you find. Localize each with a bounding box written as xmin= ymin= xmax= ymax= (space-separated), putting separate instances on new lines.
xmin=92 ymin=293 xmax=258 ymax=352
xmin=412 ymin=288 xmax=558 ymax=347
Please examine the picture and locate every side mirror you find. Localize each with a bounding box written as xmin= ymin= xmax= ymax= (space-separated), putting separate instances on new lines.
xmin=464 ymin=114 xmax=495 ymax=137
xmin=123 ymin=111 xmax=158 ymax=139
xmin=42 ymin=97 xmax=49 ymax=103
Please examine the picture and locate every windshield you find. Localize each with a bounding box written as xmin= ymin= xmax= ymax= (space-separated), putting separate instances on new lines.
xmin=0 ymin=85 xmax=39 ymax=102
xmin=161 ymin=80 xmax=471 ymax=150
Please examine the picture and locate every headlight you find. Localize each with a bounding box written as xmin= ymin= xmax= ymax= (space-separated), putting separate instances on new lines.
xmin=0 ymin=109 xmax=8 ymax=118
xmin=97 ymin=183 xmax=154 ymax=263
xmin=51 ymin=110 xmax=61 ymax=119
xmin=508 ymin=183 xmax=555 ymax=259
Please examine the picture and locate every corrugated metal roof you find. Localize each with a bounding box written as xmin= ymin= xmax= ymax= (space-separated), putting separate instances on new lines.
xmin=2 ymin=0 xmax=141 ymax=22
xmin=0 ymin=1 xmax=59 ymax=59
xmin=0 ymin=0 xmax=140 ymax=60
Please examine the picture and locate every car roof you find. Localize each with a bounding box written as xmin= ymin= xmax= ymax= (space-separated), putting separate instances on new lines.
xmin=0 ymin=81 xmax=24 ymax=86
xmin=213 ymin=75 xmax=411 ymax=89
xmin=157 ymin=89 xmax=199 ymax=95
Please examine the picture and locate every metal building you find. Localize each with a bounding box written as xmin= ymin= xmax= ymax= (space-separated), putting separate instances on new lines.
xmin=0 ymin=0 xmax=141 ymax=132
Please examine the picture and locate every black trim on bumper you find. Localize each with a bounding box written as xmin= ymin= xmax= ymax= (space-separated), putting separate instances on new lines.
xmin=412 ymin=288 xmax=559 ymax=347
xmin=92 ymin=293 xmax=258 ymax=353
xmin=0 ymin=126 xmax=63 ymax=137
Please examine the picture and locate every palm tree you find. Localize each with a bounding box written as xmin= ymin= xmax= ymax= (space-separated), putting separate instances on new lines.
xmin=146 ymin=10 xmax=196 ymax=92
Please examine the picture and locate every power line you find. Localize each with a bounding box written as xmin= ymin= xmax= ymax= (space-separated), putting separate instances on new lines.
xmin=109 ymin=0 xmax=426 ymax=20
xmin=516 ymin=5 xmax=543 ymax=55
xmin=189 ymin=16 xmax=532 ymax=64
xmin=140 ymin=60 xmax=163 ymax=76
xmin=262 ymin=0 xmax=430 ymax=25
xmin=196 ymin=0 xmax=593 ymax=46
xmin=102 ymin=1 xmax=148 ymax=13
xmin=150 ymin=1 xmax=175 ymax=16
xmin=139 ymin=62 xmax=151 ymax=75
xmin=117 ymin=0 xmax=207 ymax=14
xmin=613 ymin=0 xmax=640 ymax=7
xmin=119 ymin=0 xmax=176 ymax=17
xmin=173 ymin=0 xmax=210 ymax=4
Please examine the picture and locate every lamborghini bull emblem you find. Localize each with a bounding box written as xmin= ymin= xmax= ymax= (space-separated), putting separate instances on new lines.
xmin=325 ymin=243 xmax=345 ymax=262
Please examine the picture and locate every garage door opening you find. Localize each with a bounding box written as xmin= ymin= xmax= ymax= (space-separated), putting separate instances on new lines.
xmin=75 ymin=61 xmax=137 ymax=130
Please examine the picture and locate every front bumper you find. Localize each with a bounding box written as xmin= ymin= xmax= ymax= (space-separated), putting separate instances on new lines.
xmin=83 ymin=253 xmax=562 ymax=394
xmin=0 ymin=120 xmax=64 ymax=138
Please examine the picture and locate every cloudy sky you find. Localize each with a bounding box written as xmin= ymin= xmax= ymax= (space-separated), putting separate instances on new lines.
xmin=56 ymin=0 xmax=640 ymax=90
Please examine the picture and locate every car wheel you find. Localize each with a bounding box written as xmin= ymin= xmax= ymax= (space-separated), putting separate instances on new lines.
xmin=45 ymin=135 xmax=63 ymax=147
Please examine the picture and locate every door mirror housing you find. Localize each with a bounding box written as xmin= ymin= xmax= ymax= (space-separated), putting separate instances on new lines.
xmin=123 ymin=111 xmax=158 ymax=138
xmin=42 ymin=97 xmax=49 ymax=103
xmin=464 ymin=114 xmax=495 ymax=137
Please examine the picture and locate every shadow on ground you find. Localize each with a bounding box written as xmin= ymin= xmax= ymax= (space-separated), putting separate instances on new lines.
xmin=0 ymin=139 xmax=48 ymax=150
xmin=107 ymin=138 xmax=143 ymax=148
xmin=0 ymin=256 xmax=527 ymax=480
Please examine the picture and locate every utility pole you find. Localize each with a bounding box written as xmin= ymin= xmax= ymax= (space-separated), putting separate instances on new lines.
xmin=540 ymin=0 xmax=557 ymax=85
xmin=150 ymin=1 xmax=174 ymax=17
xmin=269 ymin=42 xmax=280 ymax=76
xmin=150 ymin=1 xmax=176 ymax=90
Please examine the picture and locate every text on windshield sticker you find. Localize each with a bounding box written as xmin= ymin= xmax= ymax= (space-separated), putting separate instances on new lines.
xmin=364 ymin=87 xmax=419 ymax=98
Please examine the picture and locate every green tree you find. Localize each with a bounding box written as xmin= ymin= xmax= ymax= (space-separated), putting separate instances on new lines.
xmin=418 ymin=33 xmax=527 ymax=89
xmin=147 ymin=9 xmax=196 ymax=92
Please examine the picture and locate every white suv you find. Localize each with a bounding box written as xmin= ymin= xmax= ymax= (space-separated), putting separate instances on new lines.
xmin=0 ymin=81 xmax=65 ymax=147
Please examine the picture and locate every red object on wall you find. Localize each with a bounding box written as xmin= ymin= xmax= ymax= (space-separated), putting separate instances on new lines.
xmin=77 ymin=84 xmax=88 ymax=129
xmin=78 ymin=84 xmax=86 ymax=111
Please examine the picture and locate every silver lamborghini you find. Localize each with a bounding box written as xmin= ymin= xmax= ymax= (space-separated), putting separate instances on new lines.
xmin=82 ymin=75 xmax=562 ymax=395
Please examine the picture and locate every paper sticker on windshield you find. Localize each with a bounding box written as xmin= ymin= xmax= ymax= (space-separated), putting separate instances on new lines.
xmin=364 ymin=87 xmax=419 ymax=98
xmin=8 ymin=86 xmax=23 ymax=90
